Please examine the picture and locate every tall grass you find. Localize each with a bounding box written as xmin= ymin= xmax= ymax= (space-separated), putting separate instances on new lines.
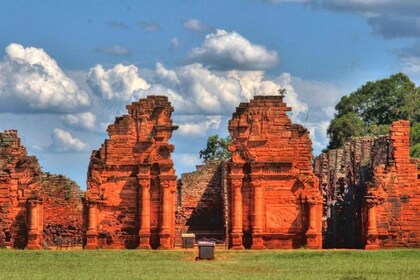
xmin=0 ymin=249 xmax=418 ymax=280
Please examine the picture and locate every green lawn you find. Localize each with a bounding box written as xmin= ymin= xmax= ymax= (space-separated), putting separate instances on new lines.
xmin=0 ymin=249 xmax=419 ymax=280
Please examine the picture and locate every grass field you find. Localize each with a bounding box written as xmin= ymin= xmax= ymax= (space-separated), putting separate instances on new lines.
xmin=0 ymin=249 xmax=419 ymax=280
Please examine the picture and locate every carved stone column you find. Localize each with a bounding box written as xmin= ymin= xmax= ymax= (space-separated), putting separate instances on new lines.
xmin=138 ymin=165 xmax=151 ymax=249
xmin=305 ymin=197 xmax=319 ymax=249
xmin=251 ymin=176 xmax=264 ymax=249
xmin=85 ymin=201 xmax=98 ymax=249
xmin=27 ymin=198 xmax=43 ymax=250
xmin=365 ymin=195 xmax=379 ymax=250
xmin=159 ymin=175 xmax=174 ymax=249
xmin=230 ymin=175 xmax=244 ymax=249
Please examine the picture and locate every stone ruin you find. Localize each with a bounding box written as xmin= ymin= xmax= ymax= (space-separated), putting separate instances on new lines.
xmin=315 ymin=120 xmax=420 ymax=249
xmin=0 ymin=130 xmax=83 ymax=249
xmin=85 ymin=96 xmax=178 ymax=249
xmin=175 ymin=161 xmax=227 ymax=244
xmin=227 ymin=96 xmax=322 ymax=249
xmin=1 ymin=95 xmax=419 ymax=251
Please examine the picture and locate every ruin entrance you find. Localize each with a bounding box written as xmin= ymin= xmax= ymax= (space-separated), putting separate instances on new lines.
xmin=85 ymin=96 xmax=178 ymax=249
xmin=227 ymin=96 xmax=322 ymax=249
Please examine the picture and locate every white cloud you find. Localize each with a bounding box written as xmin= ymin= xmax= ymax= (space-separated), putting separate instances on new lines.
xmin=305 ymin=121 xmax=330 ymax=153
xmin=183 ymin=19 xmax=212 ymax=33
xmin=87 ymin=64 xmax=150 ymax=104
xmin=172 ymin=153 xmax=202 ymax=169
xmin=60 ymin=112 xmax=97 ymax=131
xmin=170 ymin=37 xmax=180 ymax=51
xmin=138 ymin=21 xmax=161 ymax=32
xmin=289 ymin=75 xmax=343 ymax=108
xmin=51 ymin=128 xmax=89 ymax=152
xmin=96 ymin=45 xmax=131 ymax=56
xmin=139 ymin=63 xmax=311 ymax=120
xmin=0 ymin=43 xmax=90 ymax=113
xmin=177 ymin=116 xmax=222 ymax=136
xmin=188 ymin=29 xmax=278 ymax=70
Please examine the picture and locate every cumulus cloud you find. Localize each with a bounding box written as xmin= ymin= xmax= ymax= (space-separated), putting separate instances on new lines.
xmin=305 ymin=121 xmax=330 ymax=152
xmin=0 ymin=43 xmax=90 ymax=113
xmin=60 ymin=112 xmax=97 ymax=131
xmin=95 ymin=45 xmax=131 ymax=56
xmin=188 ymin=29 xmax=278 ymax=70
xmin=87 ymin=64 xmax=150 ymax=104
xmin=51 ymin=128 xmax=90 ymax=152
xmin=138 ymin=20 xmax=161 ymax=32
xmin=177 ymin=115 xmax=222 ymax=136
xmin=183 ymin=19 xmax=213 ymax=33
xmin=172 ymin=153 xmax=202 ymax=169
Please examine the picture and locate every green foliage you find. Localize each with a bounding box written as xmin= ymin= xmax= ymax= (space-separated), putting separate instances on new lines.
xmin=411 ymin=123 xmax=420 ymax=146
xmin=328 ymin=73 xmax=420 ymax=150
xmin=410 ymin=143 xmax=420 ymax=159
xmin=367 ymin=124 xmax=390 ymax=136
xmin=327 ymin=112 xmax=365 ymax=149
xmin=199 ymin=135 xmax=231 ymax=161
xmin=0 ymin=250 xmax=419 ymax=280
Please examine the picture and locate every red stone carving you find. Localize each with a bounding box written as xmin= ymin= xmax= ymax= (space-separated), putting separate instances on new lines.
xmin=85 ymin=96 xmax=178 ymax=249
xmin=228 ymin=96 xmax=322 ymax=249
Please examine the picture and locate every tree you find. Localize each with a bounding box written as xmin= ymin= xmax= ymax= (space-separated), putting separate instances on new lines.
xmin=199 ymin=135 xmax=231 ymax=161
xmin=327 ymin=73 xmax=420 ymax=153
xmin=327 ymin=112 xmax=365 ymax=149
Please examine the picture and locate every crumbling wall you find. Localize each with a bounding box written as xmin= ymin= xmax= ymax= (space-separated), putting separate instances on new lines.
xmin=85 ymin=96 xmax=178 ymax=249
xmin=175 ymin=161 xmax=226 ymax=243
xmin=314 ymin=120 xmax=420 ymax=249
xmin=228 ymin=96 xmax=322 ymax=249
xmin=39 ymin=173 xmax=84 ymax=247
xmin=0 ymin=130 xmax=83 ymax=249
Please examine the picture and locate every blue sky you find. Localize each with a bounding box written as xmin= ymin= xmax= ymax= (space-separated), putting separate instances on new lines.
xmin=1 ymin=0 xmax=419 ymax=188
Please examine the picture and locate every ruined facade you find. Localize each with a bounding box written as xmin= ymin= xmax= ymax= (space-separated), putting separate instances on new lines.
xmin=85 ymin=96 xmax=178 ymax=249
xmin=0 ymin=130 xmax=83 ymax=249
xmin=175 ymin=161 xmax=227 ymax=244
xmin=227 ymin=96 xmax=322 ymax=249
xmin=315 ymin=120 xmax=420 ymax=249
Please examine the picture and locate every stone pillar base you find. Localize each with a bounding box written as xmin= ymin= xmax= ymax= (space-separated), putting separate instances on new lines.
xmin=27 ymin=232 xmax=42 ymax=250
xmin=251 ymin=233 xmax=264 ymax=249
xmin=138 ymin=232 xmax=151 ymax=249
xmin=365 ymin=244 xmax=379 ymax=250
xmin=231 ymin=232 xmax=244 ymax=249
xmin=306 ymin=231 xmax=319 ymax=249
xmin=159 ymin=232 xmax=172 ymax=249
xmin=365 ymin=232 xmax=379 ymax=250
xmin=85 ymin=231 xmax=98 ymax=249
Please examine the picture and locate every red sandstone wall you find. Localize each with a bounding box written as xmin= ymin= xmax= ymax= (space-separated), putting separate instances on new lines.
xmin=175 ymin=161 xmax=226 ymax=244
xmin=0 ymin=130 xmax=84 ymax=249
xmin=85 ymin=96 xmax=178 ymax=249
xmin=314 ymin=120 xmax=420 ymax=249
xmin=0 ymin=130 xmax=38 ymax=248
xmin=228 ymin=96 xmax=322 ymax=249
xmin=39 ymin=173 xmax=84 ymax=246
